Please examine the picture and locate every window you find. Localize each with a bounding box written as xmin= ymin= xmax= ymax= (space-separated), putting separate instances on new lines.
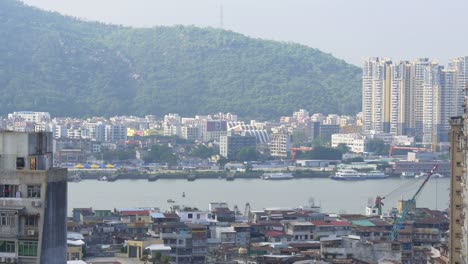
xmin=25 ymin=215 xmax=39 ymax=227
xmin=29 ymin=158 xmax=36 ymax=170
xmin=70 ymin=252 xmax=80 ymax=260
xmin=27 ymin=185 xmax=41 ymax=198
xmin=0 ymin=213 xmax=16 ymax=227
xmin=16 ymin=157 xmax=25 ymax=170
xmin=0 ymin=185 xmax=19 ymax=198
xmin=0 ymin=241 xmax=15 ymax=253
xmin=197 ymin=214 xmax=200 ymax=219
xmin=18 ymin=241 xmax=38 ymax=257
xmin=188 ymin=213 xmax=193 ymax=219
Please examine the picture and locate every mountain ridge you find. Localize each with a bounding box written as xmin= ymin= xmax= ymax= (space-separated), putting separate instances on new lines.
xmin=1 ymin=0 xmax=362 ymax=119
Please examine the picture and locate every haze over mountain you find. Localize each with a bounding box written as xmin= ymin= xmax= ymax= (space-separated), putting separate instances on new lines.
xmin=1 ymin=0 xmax=361 ymax=119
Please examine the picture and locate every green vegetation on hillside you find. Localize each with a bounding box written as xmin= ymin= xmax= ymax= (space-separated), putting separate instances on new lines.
xmin=0 ymin=0 xmax=361 ymax=119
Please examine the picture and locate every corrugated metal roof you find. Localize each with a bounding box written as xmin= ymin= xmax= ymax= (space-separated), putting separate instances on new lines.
xmin=351 ymin=220 xmax=376 ymax=227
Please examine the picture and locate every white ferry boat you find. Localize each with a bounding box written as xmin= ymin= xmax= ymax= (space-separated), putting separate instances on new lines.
xmin=415 ymin=172 xmax=445 ymax=179
xmin=362 ymin=170 xmax=388 ymax=179
xmin=401 ymin=172 xmax=415 ymax=178
xmin=330 ymin=169 xmax=364 ymax=180
xmin=261 ymin=173 xmax=294 ymax=180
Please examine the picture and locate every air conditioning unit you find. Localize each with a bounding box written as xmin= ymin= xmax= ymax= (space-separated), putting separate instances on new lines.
xmin=27 ymin=229 xmax=35 ymax=236
xmin=6 ymin=258 xmax=15 ymax=264
xmin=0 ymin=257 xmax=6 ymax=263
xmin=32 ymin=201 xmax=42 ymax=208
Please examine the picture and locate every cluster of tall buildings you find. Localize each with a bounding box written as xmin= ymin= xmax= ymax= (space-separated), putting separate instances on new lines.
xmin=362 ymin=56 xmax=468 ymax=148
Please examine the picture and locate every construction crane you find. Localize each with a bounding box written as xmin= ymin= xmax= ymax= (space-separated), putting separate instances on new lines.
xmin=290 ymin=147 xmax=313 ymax=161
xmin=388 ymin=145 xmax=428 ymax=157
xmin=389 ymin=164 xmax=439 ymax=240
xmin=371 ymin=164 xmax=439 ymax=240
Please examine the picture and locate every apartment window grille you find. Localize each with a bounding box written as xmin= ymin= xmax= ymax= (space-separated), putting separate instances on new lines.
xmin=25 ymin=215 xmax=39 ymax=227
xmin=18 ymin=241 xmax=38 ymax=257
xmin=0 ymin=241 xmax=15 ymax=253
xmin=0 ymin=213 xmax=15 ymax=227
xmin=0 ymin=185 xmax=19 ymax=198
xmin=27 ymin=185 xmax=41 ymax=198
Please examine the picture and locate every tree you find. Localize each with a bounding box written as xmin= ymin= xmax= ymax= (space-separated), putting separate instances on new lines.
xmin=236 ymin=147 xmax=259 ymax=162
xmin=102 ymin=149 xmax=136 ymax=162
xmin=296 ymin=146 xmax=342 ymax=160
xmin=216 ymin=156 xmax=229 ymax=170
xmin=343 ymin=156 xmax=364 ymax=164
xmin=189 ymin=145 xmax=216 ymax=159
xmin=292 ymin=131 xmax=308 ymax=147
xmin=366 ymin=139 xmax=389 ymax=156
xmin=143 ymin=145 xmax=178 ymax=166
xmin=336 ymin=143 xmax=350 ymax=154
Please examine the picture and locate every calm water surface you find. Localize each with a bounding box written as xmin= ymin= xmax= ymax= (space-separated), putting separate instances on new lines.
xmin=68 ymin=177 xmax=449 ymax=215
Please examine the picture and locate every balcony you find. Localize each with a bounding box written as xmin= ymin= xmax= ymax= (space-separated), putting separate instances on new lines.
xmin=0 ymin=225 xmax=18 ymax=238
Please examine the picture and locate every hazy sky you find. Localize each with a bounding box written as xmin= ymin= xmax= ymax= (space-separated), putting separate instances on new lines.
xmin=21 ymin=0 xmax=468 ymax=66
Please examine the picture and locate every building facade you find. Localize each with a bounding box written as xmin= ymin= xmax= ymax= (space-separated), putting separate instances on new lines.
xmin=0 ymin=131 xmax=68 ymax=264
xmin=363 ymin=57 xmax=468 ymax=147
xmin=269 ymin=133 xmax=291 ymax=158
xmin=219 ymin=134 xmax=256 ymax=160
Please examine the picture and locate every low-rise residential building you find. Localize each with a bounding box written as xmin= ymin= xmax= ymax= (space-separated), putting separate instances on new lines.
xmin=284 ymin=221 xmax=315 ymax=241
xmin=331 ymin=133 xmax=366 ymax=153
xmin=311 ymin=220 xmax=352 ymax=239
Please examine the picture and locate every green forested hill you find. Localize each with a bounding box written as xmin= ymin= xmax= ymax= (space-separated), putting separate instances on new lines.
xmin=0 ymin=0 xmax=361 ymax=119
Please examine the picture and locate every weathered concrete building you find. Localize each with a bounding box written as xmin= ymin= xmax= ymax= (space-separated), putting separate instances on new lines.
xmin=0 ymin=131 xmax=68 ymax=263
xmin=448 ymin=92 xmax=468 ymax=263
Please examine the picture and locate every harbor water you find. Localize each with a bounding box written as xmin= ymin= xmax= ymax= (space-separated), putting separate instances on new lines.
xmin=68 ymin=177 xmax=449 ymax=215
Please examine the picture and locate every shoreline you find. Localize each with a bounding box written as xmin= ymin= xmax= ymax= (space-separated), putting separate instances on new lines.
xmin=68 ymin=170 xmax=405 ymax=182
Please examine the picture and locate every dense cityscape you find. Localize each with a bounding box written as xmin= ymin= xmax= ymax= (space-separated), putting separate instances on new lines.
xmin=0 ymin=58 xmax=467 ymax=264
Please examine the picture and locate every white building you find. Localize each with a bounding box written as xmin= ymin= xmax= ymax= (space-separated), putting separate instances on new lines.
xmin=85 ymin=122 xmax=105 ymax=142
xmin=422 ymin=62 xmax=442 ymax=147
xmin=104 ymin=124 xmax=127 ymax=142
xmin=331 ymin=133 xmax=366 ymax=153
xmin=362 ymin=58 xmax=392 ymax=134
xmin=53 ymin=124 xmax=68 ymax=139
xmin=7 ymin=111 xmax=51 ymax=123
xmin=176 ymin=210 xmax=215 ymax=225
xmin=270 ymin=133 xmax=291 ymax=158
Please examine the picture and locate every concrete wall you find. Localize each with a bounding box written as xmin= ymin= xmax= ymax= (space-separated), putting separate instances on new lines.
xmin=40 ymin=170 xmax=67 ymax=264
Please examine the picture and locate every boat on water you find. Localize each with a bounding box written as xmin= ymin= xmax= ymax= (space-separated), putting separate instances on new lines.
xmin=331 ymin=169 xmax=388 ymax=180
xmin=261 ymin=173 xmax=294 ymax=180
xmin=98 ymin=175 xmax=108 ymax=181
xmin=415 ymin=172 xmax=445 ymax=179
xmin=401 ymin=172 xmax=415 ymax=178
xmin=330 ymin=169 xmax=364 ymax=180
xmin=187 ymin=174 xmax=196 ymax=181
xmin=363 ymin=170 xmax=389 ymax=179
